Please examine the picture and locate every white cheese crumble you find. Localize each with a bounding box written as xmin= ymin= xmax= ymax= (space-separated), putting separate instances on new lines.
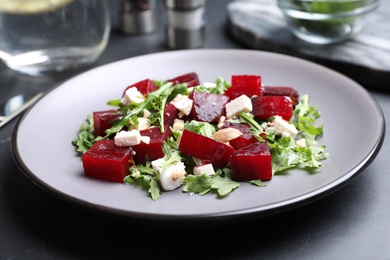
xmin=143 ymin=109 xmax=151 ymax=118
xmin=114 ymin=129 xmax=141 ymax=147
xmin=269 ymin=115 xmax=298 ymax=138
xmin=173 ymin=118 xmax=185 ymax=131
xmin=151 ymin=158 xmax=187 ymax=191
xmin=296 ymin=138 xmax=306 ymax=147
xmin=130 ymin=117 xmax=150 ymax=131
xmin=121 ymin=87 xmax=145 ymax=105
xmin=140 ymin=136 xmax=151 ymax=144
xmin=203 ymin=82 xmax=217 ymax=88
xmin=225 ymin=94 xmax=253 ymax=119
xmin=193 ymin=163 xmax=215 ymax=176
xmin=170 ymin=94 xmax=193 ymax=116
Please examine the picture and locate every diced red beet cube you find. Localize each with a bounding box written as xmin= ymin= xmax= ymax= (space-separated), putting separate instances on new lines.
xmin=220 ymin=122 xmax=259 ymax=150
xmin=167 ymin=72 xmax=200 ymax=87
xmin=164 ymin=103 xmax=180 ymax=127
xmin=189 ymin=91 xmax=229 ymax=123
xmin=122 ymin=79 xmax=158 ymax=96
xmin=230 ymin=141 xmax=272 ymax=181
xmin=262 ymin=86 xmax=299 ymax=105
xmin=93 ymin=109 xmax=121 ymax=137
xmin=82 ymin=140 xmax=134 ymax=182
xmin=178 ymin=129 xmax=236 ymax=168
xmin=132 ymin=127 xmax=169 ymax=165
xmin=251 ymin=96 xmax=293 ymax=121
xmin=224 ymin=75 xmax=262 ymax=100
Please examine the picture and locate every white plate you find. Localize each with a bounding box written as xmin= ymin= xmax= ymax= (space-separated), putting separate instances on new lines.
xmin=12 ymin=49 xmax=385 ymax=224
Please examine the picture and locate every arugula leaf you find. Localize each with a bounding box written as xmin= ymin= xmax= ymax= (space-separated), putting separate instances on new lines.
xmin=193 ymin=76 xmax=231 ymax=94
xmin=183 ymin=174 xmax=213 ymax=195
xmin=184 ymin=120 xmax=216 ymax=137
xmin=183 ymin=168 xmax=240 ymax=197
xmin=72 ymin=114 xmax=99 ymax=154
xmin=161 ymin=142 xmax=182 ymax=170
xmin=211 ymin=174 xmax=240 ymax=197
xmin=107 ymin=99 xmax=121 ymax=107
xmin=125 ymin=160 xmax=162 ymax=201
xmin=269 ymin=137 xmax=301 ymax=174
xmin=250 ymin=180 xmax=267 ymax=187
xmin=237 ymin=112 xmax=267 ymax=141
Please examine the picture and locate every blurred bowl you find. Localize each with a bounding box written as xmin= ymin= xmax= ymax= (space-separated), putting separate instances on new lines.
xmin=277 ymin=0 xmax=380 ymax=44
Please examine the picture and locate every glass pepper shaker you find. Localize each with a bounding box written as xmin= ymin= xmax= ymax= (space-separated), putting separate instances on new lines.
xmin=164 ymin=0 xmax=206 ymax=49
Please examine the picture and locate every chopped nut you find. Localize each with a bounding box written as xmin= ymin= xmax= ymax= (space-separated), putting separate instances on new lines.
xmin=212 ymin=127 xmax=242 ymax=142
xmin=173 ymin=119 xmax=185 ymax=131
xmin=217 ymin=116 xmax=226 ymax=128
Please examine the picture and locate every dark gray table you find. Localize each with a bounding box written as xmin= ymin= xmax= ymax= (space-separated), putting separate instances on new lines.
xmin=1 ymin=1 xmax=389 ymax=259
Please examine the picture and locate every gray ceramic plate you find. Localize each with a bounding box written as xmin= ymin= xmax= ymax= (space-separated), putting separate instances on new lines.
xmin=12 ymin=49 xmax=385 ymax=225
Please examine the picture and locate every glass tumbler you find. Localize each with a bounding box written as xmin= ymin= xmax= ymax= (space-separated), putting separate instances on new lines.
xmin=277 ymin=0 xmax=380 ymax=44
xmin=0 ymin=0 xmax=111 ymax=75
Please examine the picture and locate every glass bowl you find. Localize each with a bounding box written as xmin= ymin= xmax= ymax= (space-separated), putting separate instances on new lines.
xmin=277 ymin=0 xmax=380 ymax=44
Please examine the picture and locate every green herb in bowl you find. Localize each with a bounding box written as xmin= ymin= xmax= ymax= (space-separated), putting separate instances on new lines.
xmin=277 ymin=0 xmax=380 ymax=44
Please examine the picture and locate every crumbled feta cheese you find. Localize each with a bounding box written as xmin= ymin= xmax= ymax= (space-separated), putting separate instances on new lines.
xmin=121 ymin=87 xmax=145 ymax=105
xmin=151 ymin=158 xmax=165 ymax=173
xmin=143 ymin=109 xmax=151 ymax=118
xmin=130 ymin=117 xmax=150 ymax=131
xmin=114 ymin=129 xmax=141 ymax=147
xmin=225 ymin=94 xmax=253 ymax=119
xmin=140 ymin=136 xmax=151 ymax=144
xmin=173 ymin=119 xmax=185 ymax=131
xmin=271 ymin=115 xmax=298 ymax=138
xmin=203 ymin=82 xmax=217 ymax=88
xmin=170 ymin=94 xmax=193 ymax=116
xmin=151 ymin=158 xmax=187 ymax=191
xmin=296 ymin=138 xmax=306 ymax=147
xmin=131 ymin=169 xmax=141 ymax=178
xmin=193 ymin=163 xmax=215 ymax=176
xmin=159 ymin=162 xmax=187 ymax=191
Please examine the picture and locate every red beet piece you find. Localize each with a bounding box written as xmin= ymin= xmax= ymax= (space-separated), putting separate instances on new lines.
xmin=230 ymin=141 xmax=272 ymax=182
xmin=263 ymin=86 xmax=299 ymax=105
xmin=224 ymin=75 xmax=262 ymax=100
xmin=167 ymin=72 xmax=200 ymax=87
xmin=164 ymin=103 xmax=180 ymax=127
xmin=122 ymin=79 xmax=158 ymax=96
xmin=132 ymin=127 xmax=169 ymax=165
xmin=178 ymin=129 xmax=236 ymax=168
xmin=189 ymin=91 xmax=229 ymax=123
xmin=251 ymin=96 xmax=293 ymax=121
xmin=220 ymin=122 xmax=258 ymax=150
xmin=93 ymin=109 xmax=121 ymax=137
xmin=82 ymin=140 xmax=134 ymax=182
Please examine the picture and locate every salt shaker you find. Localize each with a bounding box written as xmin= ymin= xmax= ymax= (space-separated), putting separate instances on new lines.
xmin=164 ymin=0 xmax=206 ymax=49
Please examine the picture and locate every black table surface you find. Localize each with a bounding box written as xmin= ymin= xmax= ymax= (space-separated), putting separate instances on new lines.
xmin=1 ymin=1 xmax=390 ymax=259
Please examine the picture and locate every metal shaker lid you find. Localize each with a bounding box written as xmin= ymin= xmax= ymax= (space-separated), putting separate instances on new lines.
xmin=121 ymin=0 xmax=157 ymax=34
xmin=164 ymin=0 xmax=206 ymax=9
xmin=122 ymin=9 xmax=156 ymax=34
